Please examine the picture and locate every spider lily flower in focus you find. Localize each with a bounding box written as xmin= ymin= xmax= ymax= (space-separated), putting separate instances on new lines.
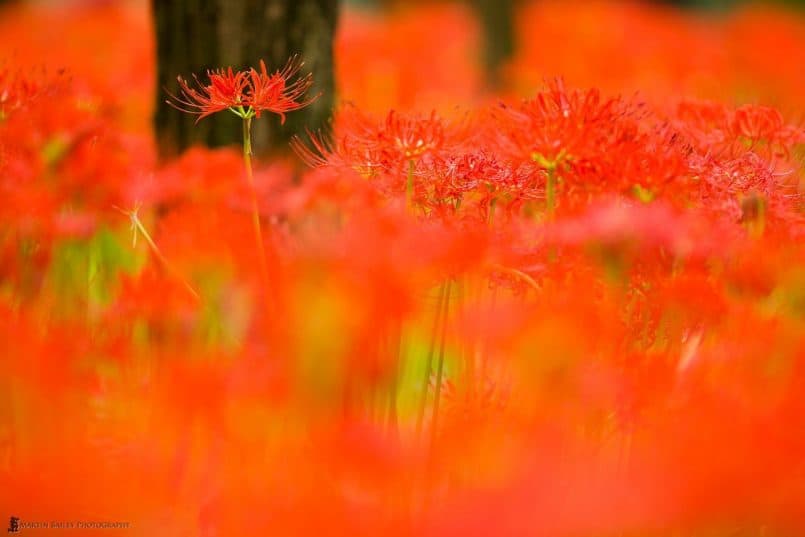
xmin=247 ymin=57 xmax=319 ymax=123
xmin=167 ymin=66 xmax=249 ymax=121
xmin=165 ymin=56 xmax=319 ymax=294
xmin=166 ymin=56 xmax=318 ymax=123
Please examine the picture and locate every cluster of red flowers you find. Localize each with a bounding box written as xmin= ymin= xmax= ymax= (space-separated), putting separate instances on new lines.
xmin=1 ymin=1 xmax=805 ymax=536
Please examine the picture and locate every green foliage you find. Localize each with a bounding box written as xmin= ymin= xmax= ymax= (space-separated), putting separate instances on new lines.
xmin=45 ymin=227 xmax=140 ymax=318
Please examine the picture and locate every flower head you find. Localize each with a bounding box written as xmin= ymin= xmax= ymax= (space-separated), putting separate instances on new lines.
xmin=166 ymin=56 xmax=317 ymax=123
xmin=247 ymin=57 xmax=318 ymax=123
xmin=168 ymin=67 xmax=249 ymax=121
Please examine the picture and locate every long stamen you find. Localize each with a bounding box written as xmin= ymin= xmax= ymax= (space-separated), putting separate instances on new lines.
xmin=116 ymin=205 xmax=200 ymax=303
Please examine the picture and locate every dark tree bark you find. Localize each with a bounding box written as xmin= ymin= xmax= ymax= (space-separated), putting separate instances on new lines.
xmin=471 ymin=0 xmax=516 ymax=88
xmin=152 ymin=0 xmax=339 ymax=158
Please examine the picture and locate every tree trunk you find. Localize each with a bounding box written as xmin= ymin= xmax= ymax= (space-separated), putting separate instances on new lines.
xmin=471 ymin=0 xmax=516 ymax=88
xmin=152 ymin=0 xmax=338 ymax=158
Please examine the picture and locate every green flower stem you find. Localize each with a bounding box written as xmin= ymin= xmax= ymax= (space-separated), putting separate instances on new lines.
xmin=545 ymin=169 xmax=556 ymax=218
xmin=242 ymin=116 xmax=270 ymax=289
xmin=430 ymin=279 xmax=452 ymax=451
xmin=387 ymin=323 xmax=403 ymax=437
xmin=416 ymin=281 xmax=448 ymax=440
xmin=406 ymin=159 xmax=415 ymax=211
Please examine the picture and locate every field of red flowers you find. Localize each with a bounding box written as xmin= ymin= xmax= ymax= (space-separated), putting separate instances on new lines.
xmin=1 ymin=0 xmax=804 ymax=535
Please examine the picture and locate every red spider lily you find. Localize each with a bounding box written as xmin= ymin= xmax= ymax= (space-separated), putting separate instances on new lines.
xmin=290 ymin=108 xmax=386 ymax=173
xmin=419 ymin=151 xmax=544 ymax=222
xmin=166 ymin=56 xmax=317 ymax=123
xmin=731 ymin=104 xmax=785 ymax=142
xmin=168 ymin=67 xmax=250 ymax=121
xmin=292 ymin=106 xmax=476 ymax=213
xmin=674 ymin=100 xmax=804 ymax=160
xmin=494 ymin=79 xmax=644 ymax=164
xmin=247 ymin=57 xmax=318 ymax=123
xmin=166 ymin=56 xmax=317 ymax=296
xmin=330 ymin=106 xmax=472 ymax=169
